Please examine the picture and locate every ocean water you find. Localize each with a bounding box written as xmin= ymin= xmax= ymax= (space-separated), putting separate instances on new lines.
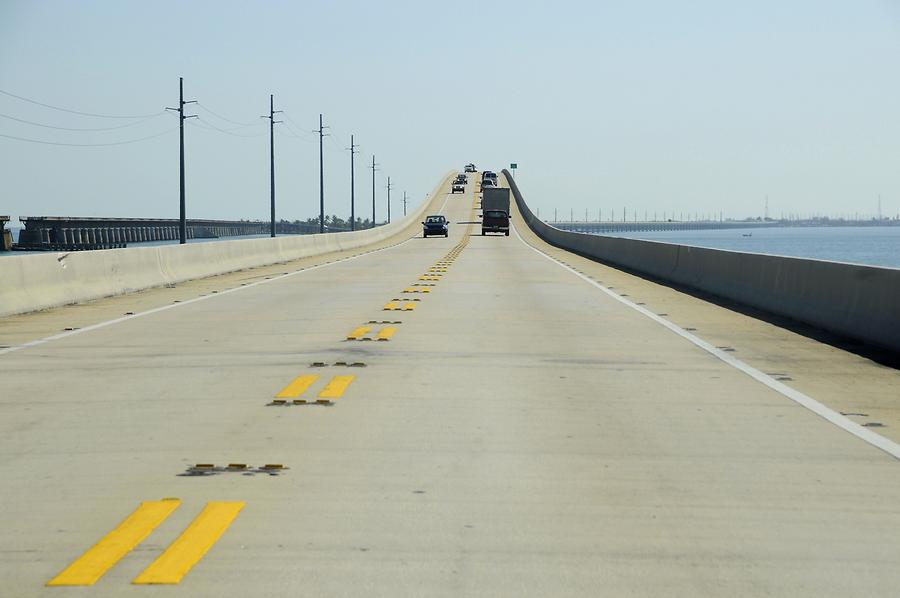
xmin=602 ymin=226 xmax=900 ymax=269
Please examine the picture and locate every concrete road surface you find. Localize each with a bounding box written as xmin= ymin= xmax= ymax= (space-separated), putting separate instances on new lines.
xmin=1 ymin=172 xmax=899 ymax=597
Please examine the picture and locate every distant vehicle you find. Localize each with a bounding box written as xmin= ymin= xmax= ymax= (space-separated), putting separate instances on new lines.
xmin=483 ymin=171 xmax=497 ymax=180
xmin=464 ymin=163 xmax=476 ymax=173
xmin=481 ymin=188 xmax=510 ymax=236
xmin=422 ymin=214 xmax=449 ymax=238
xmin=455 ymin=173 xmax=468 ymax=183
xmin=480 ymin=178 xmax=497 ymax=190
xmin=451 ymin=181 xmax=465 ymax=194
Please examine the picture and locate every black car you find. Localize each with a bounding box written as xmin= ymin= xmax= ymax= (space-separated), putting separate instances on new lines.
xmin=422 ymin=214 xmax=449 ymax=237
xmin=481 ymin=209 xmax=510 ymax=236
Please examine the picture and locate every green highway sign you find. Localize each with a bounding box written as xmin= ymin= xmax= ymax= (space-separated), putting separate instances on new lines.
xmin=510 ymin=163 xmax=518 ymax=169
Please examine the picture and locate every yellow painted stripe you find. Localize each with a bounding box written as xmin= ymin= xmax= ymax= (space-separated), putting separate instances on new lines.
xmin=275 ymin=374 xmax=319 ymax=398
xmin=383 ymin=301 xmax=398 ymax=310
xmin=47 ymin=499 xmax=181 ymax=586
xmin=402 ymin=303 xmax=417 ymax=311
xmin=346 ymin=326 xmax=370 ymax=340
xmin=133 ymin=501 xmax=244 ymax=585
xmin=318 ymin=375 xmax=355 ymax=399
xmin=376 ymin=327 xmax=397 ymax=341
xmin=403 ymin=287 xmax=417 ymax=293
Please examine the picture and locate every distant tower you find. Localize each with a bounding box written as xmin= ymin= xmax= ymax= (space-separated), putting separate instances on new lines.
xmin=764 ymin=195 xmax=769 ymax=220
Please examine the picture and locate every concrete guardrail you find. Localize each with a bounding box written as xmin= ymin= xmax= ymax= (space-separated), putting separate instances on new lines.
xmin=503 ymin=169 xmax=900 ymax=355
xmin=0 ymin=171 xmax=454 ymax=318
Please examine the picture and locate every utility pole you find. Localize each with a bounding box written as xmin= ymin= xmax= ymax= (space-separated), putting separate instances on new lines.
xmin=369 ymin=155 xmax=378 ymax=227
xmin=166 ymin=77 xmax=196 ymax=244
xmin=261 ymin=94 xmax=282 ymax=237
xmin=402 ymin=191 xmax=408 ymax=216
xmin=347 ymin=135 xmax=359 ymax=230
xmin=316 ymin=114 xmax=330 ymax=233
xmin=386 ymin=176 xmax=394 ymax=223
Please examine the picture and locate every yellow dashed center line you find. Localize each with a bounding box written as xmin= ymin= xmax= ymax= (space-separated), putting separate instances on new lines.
xmin=133 ymin=501 xmax=244 ymax=585
xmin=318 ymin=375 xmax=355 ymax=399
xmin=47 ymin=499 xmax=181 ymax=586
xmin=346 ymin=326 xmax=371 ymax=340
xmin=275 ymin=374 xmax=319 ymax=398
xmin=376 ymin=327 xmax=397 ymax=341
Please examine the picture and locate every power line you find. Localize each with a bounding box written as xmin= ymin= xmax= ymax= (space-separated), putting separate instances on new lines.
xmin=369 ymin=155 xmax=379 ymax=228
xmin=348 ymin=134 xmax=359 ymax=230
xmin=0 ymin=88 xmax=161 ymax=119
xmin=274 ymin=127 xmax=317 ymax=143
xmin=195 ymin=102 xmax=260 ymax=127
xmin=317 ymin=114 xmax=330 ymax=233
xmin=386 ymin=176 xmax=393 ymax=223
xmin=165 ymin=77 xmax=197 ymax=244
xmin=0 ymin=127 xmax=176 ymax=147
xmin=192 ymin=117 xmax=266 ymax=138
xmin=0 ymin=111 xmax=165 ymax=131
xmin=281 ymin=111 xmax=317 ymax=139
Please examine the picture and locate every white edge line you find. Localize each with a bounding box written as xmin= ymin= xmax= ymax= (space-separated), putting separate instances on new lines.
xmin=511 ymin=221 xmax=900 ymax=461
xmin=0 ymin=234 xmax=420 ymax=357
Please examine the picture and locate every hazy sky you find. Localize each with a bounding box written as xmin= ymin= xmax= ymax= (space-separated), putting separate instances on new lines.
xmin=2 ymin=0 xmax=899 ymax=225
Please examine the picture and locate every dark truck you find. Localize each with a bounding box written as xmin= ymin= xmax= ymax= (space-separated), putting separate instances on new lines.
xmin=481 ymin=187 xmax=511 ymax=236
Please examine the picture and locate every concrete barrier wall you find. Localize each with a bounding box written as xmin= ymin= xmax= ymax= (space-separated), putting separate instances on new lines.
xmin=502 ymin=169 xmax=900 ymax=354
xmin=0 ymin=171 xmax=454 ymax=317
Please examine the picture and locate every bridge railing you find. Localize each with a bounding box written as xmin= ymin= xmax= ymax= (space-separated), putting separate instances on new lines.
xmin=503 ymin=169 xmax=900 ymax=355
xmin=14 ymin=217 xmax=359 ymax=251
xmin=0 ymin=216 xmax=10 ymax=251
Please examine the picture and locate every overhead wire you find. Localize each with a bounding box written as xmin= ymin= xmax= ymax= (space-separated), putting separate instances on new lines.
xmin=275 ymin=116 xmax=318 ymax=143
xmin=190 ymin=117 xmax=267 ymax=138
xmin=281 ymin=111 xmax=318 ymax=139
xmin=195 ymin=102 xmax=261 ymax=128
xmin=0 ymin=88 xmax=162 ymax=119
xmin=0 ymin=127 xmax=177 ymax=147
xmin=0 ymin=111 xmax=166 ymax=131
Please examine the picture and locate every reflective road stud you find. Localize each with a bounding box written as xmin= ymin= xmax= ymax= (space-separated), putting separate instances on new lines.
xmin=47 ymin=499 xmax=181 ymax=586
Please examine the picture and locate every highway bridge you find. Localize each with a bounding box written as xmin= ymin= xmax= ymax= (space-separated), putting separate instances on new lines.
xmin=1 ymin=171 xmax=899 ymax=596
xmin=13 ymin=217 xmax=348 ymax=252
xmin=548 ymin=220 xmax=772 ymax=234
